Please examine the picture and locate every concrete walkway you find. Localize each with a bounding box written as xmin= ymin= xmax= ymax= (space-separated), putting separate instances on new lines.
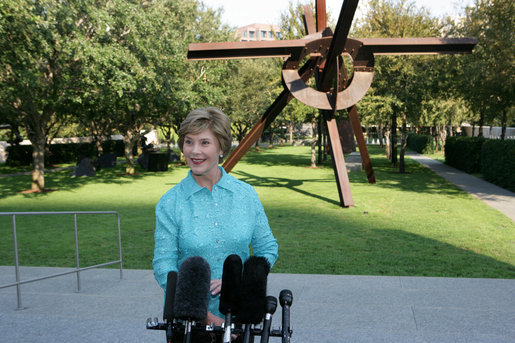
xmin=1 ymin=267 xmax=514 ymax=343
xmin=407 ymin=152 xmax=515 ymax=222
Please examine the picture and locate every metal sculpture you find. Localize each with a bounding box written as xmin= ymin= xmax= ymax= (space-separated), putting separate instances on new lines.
xmin=187 ymin=0 xmax=477 ymax=207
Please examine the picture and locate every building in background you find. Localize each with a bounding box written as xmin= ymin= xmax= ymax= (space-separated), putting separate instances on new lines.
xmin=235 ymin=23 xmax=281 ymax=41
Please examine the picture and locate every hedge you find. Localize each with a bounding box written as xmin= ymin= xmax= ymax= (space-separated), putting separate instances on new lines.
xmin=407 ymin=133 xmax=435 ymax=154
xmin=445 ymin=136 xmax=485 ymax=173
xmin=6 ymin=140 xmax=131 ymax=166
xmin=481 ymin=139 xmax=515 ymax=192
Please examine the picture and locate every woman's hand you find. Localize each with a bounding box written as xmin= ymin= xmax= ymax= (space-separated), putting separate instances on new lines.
xmin=210 ymin=278 xmax=222 ymax=296
xmin=205 ymin=311 xmax=225 ymax=326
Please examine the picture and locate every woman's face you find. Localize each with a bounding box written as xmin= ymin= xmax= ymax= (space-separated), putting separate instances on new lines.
xmin=183 ymin=128 xmax=223 ymax=181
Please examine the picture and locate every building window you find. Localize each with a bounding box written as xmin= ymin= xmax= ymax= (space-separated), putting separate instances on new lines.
xmin=249 ymin=30 xmax=255 ymax=38
xmin=275 ymin=31 xmax=281 ymax=39
xmin=243 ymin=31 xmax=247 ymax=38
xmin=268 ymin=31 xmax=273 ymax=38
xmin=261 ymin=30 xmax=266 ymax=38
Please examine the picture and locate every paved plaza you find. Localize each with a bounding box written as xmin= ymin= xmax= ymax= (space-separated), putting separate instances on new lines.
xmin=1 ymin=267 xmax=514 ymax=343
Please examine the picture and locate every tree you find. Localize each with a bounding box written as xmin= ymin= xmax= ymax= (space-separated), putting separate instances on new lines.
xmin=458 ymin=0 xmax=514 ymax=139
xmin=0 ymin=0 xmax=85 ymax=191
xmin=221 ymin=58 xmax=280 ymax=144
xmin=354 ymin=0 xmax=443 ymax=171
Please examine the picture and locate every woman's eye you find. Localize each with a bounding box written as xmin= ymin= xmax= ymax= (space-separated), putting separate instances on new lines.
xmin=202 ymin=141 xmax=210 ymax=145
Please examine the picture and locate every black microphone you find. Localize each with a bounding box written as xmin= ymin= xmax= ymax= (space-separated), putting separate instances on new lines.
xmin=163 ymin=271 xmax=177 ymax=343
xmin=238 ymin=256 xmax=270 ymax=343
xmin=173 ymin=256 xmax=211 ymax=343
xmin=260 ymin=296 xmax=277 ymax=343
xmin=219 ymin=254 xmax=242 ymax=343
xmin=279 ymin=289 xmax=293 ymax=343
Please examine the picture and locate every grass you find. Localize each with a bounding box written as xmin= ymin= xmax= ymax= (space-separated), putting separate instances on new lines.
xmin=1 ymin=145 xmax=514 ymax=278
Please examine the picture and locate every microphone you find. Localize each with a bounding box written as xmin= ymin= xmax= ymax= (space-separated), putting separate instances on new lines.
xmin=260 ymin=296 xmax=277 ymax=343
xmin=173 ymin=256 xmax=211 ymax=343
xmin=238 ymin=256 xmax=270 ymax=343
xmin=279 ymin=289 xmax=293 ymax=343
xmin=163 ymin=271 xmax=177 ymax=343
xmin=219 ymin=254 xmax=242 ymax=343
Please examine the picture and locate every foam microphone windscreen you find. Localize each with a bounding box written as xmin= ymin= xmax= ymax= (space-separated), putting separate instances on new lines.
xmin=237 ymin=256 xmax=270 ymax=323
xmin=219 ymin=254 xmax=242 ymax=315
xmin=173 ymin=256 xmax=211 ymax=321
xmin=163 ymin=271 xmax=178 ymax=321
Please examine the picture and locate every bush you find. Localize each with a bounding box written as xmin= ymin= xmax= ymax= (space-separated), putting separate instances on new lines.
xmin=445 ymin=136 xmax=486 ymax=173
xmin=407 ymin=133 xmax=435 ymax=154
xmin=5 ymin=139 xmax=130 ymax=166
xmin=481 ymin=140 xmax=515 ymax=192
xmin=6 ymin=145 xmax=32 ymax=166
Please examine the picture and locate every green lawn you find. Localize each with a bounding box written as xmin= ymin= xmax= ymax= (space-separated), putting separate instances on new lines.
xmin=1 ymin=145 xmax=514 ymax=278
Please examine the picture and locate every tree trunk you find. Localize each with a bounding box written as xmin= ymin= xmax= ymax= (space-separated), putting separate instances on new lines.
xmin=378 ymin=124 xmax=384 ymax=148
xmin=317 ymin=115 xmax=323 ymax=164
xmin=30 ymin=126 xmax=46 ymax=192
xmin=399 ymin=113 xmax=407 ymax=174
xmin=385 ymin=127 xmax=391 ymax=160
xmin=434 ymin=125 xmax=439 ymax=154
xmin=501 ymin=108 xmax=507 ymax=140
xmin=311 ymin=116 xmax=317 ymax=168
xmin=288 ymin=121 xmax=293 ymax=144
xmin=478 ymin=110 xmax=484 ymax=137
xmin=391 ymin=113 xmax=397 ymax=166
xmin=440 ymin=125 xmax=447 ymax=155
xmin=123 ymin=131 xmax=137 ymax=175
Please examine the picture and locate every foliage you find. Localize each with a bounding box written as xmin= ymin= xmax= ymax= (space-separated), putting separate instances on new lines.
xmin=406 ymin=133 xmax=435 ymax=154
xmin=457 ymin=0 xmax=514 ymax=133
xmin=445 ymin=136 xmax=486 ymax=173
xmin=0 ymin=0 xmax=88 ymax=190
xmin=481 ymin=139 xmax=515 ymax=192
xmin=221 ymin=58 xmax=281 ymax=142
xmin=6 ymin=140 xmax=130 ymax=166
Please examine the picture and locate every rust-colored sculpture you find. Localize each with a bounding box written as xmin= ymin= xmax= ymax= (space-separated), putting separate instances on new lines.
xmin=188 ymin=0 xmax=476 ymax=207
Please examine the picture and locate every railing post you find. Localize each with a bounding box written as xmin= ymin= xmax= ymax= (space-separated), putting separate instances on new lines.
xmin=12 ymin=214 xmax=23 ymax=310
xmin=73 ymin=213 xmax=81 ymax=292
xmin=117 ymin=213 xmax=123 ymax=280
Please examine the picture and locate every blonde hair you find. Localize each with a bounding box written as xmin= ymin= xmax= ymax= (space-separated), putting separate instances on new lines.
xmin=178 ymin=107 xmax=232 ymax=162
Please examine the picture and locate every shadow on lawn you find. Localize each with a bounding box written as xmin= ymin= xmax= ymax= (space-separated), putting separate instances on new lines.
xmin=0 ymin=164 xmax=174 ymax=198
xmin=242 ymin=148 xmax=330 ymax=168
xmin=269 ymin=206 xmax=515 ymax=278
xmin=233 ymin=170 xmax=342 ymax=207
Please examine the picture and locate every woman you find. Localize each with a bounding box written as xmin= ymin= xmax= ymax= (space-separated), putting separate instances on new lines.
xmin=153 ymin=107 xmax=278 ymax=328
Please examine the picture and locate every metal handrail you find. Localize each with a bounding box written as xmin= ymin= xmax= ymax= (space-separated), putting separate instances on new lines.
xmin=0 ymin=211 xmax=123 ymax=310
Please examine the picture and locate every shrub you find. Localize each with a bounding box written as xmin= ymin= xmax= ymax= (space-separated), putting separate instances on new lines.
xmin=445 ymin=136 xmax=485 ymax=173
xmin=6 ymin=145 xmax=32 ymax=166
xmin=407 ymin=133 xmax=435 ymax=154
xmin=5 ymin=139 xmax=129 ymax=166
xmin=481 ymin=140 xmax=515 ymax=192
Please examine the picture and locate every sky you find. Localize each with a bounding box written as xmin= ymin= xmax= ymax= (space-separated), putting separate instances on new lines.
xmin=201 ymin=0 xmax=474 ymax=28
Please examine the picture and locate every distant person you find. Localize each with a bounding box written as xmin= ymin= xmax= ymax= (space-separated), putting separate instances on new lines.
xmin=152 ymin=107 xmax=278 ymax=334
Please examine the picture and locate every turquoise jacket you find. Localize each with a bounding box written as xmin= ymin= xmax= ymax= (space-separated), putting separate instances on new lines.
xmin=153 ymin=167 xmax=278 ymax=318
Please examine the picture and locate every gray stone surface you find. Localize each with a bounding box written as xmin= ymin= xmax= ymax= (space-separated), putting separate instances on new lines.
xmin=1 ymin=267 xmax=514 ymax=343
xmin=98 ymin=153 xmax=117 ymax=169
xmin=71 ymin=158 xmax=96 ymax=177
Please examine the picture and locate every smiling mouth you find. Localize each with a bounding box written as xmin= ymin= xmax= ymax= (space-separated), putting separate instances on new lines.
xmin=191 ymin=158 xmax=205 ymax=165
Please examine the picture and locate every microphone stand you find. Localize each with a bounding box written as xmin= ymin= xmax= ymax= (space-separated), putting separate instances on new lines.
xmin=223 ymin=311 xmax=233 ymax=343
xmin=183 ymin=319 xmax=192 ymax=343
xmin=279 ymin=290 xmax=293 ymax=343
